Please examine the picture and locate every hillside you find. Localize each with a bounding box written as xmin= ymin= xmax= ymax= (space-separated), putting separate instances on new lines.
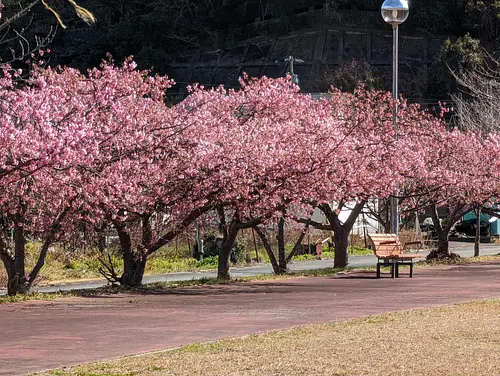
xmin=3 ymin=0 xmax=498 ymax=101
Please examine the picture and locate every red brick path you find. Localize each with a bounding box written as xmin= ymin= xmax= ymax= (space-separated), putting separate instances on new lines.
xmin=1 ymin=263 xmax=499 ymax=375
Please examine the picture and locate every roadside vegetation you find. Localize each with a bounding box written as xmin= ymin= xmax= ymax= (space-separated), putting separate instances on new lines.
xmin=3 ymin=253 xmax=499 ymax=305
xmin=0 ymin=237 xmax=373 ymax=290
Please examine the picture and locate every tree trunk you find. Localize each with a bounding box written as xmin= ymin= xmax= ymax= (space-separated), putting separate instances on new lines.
xmin=4 ymin=204 xmax=73 ymax=295
xmin=121 ymin=252 xmax=147 ymax=287
xmin=26 ymin=204 xmax=73 ymax=291
xmin=141 ymin=214 xmax=152 ymax=249
xmin=313 ymin=202 xmax=364 ymax=269
xmin=243 ymin=229 xmax=252 ymax=264
xmin=436 ymin=230 xmax=449 ymax=256
xmin=6 ymin=268 xmax=29 ymax=295
xmin=474 ymin=206 xmax=481 ymax=257
xmin=428 ymin=202 xmax=472 ymax=260
xmin=277 ymin=217 xmax=287 ymax=273
xmin=253 ymin=225 xmax=282 ymax=274
xmin=14 ymin=217 xmax=25 ymax=278
xmin=26 ymin=239 xmax=52 ymax=289
xmin=428 ymin=204 xmax=450 ymax=258
xmin=96 ymin=221 xmax=108 ymax=253
xmin=383 ymin=221 xmax=391 ymax=233
xmin=217 ymin=225 xmax=239 ymax=280
xmin=5 ymin=219 xmax=29 ymax=295
xmin=333 ymin=227 xmax=349 ymax=268
xmin=382 ymin=198 xmax=392 ymax=233
xmin=5 ymin=265 xmax=30 ymax=295
xmin=251 ymin=227 xmax=260 ymax=263
xmin=216 ymin=211 xmax=261 ymax=279
xmin=427 ymin=204 xmax=452 ymax=259
xmin=115 ymin=222 xmax=147 ymax=287
xmin=285 ymin=226 xmax=308 ymax=264
xmin=5 ymin=254 xmax=29 ymax=296
xmin=98 ymin=235 xmax=106 ymax=253
xmin=120 ymin=230 xmax=147 ymax=287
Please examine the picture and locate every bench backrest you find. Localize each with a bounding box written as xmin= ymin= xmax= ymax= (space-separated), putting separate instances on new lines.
xmin=368 ymin=233 xmax=403 ymax=256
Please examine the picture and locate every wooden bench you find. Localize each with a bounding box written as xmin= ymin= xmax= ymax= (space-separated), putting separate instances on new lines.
xmin=368 ymin=233 xmax=424 ymax=278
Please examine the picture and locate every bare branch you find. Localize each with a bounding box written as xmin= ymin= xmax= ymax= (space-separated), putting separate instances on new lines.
xmin=451 ymin=54 xmax=500 ymax=134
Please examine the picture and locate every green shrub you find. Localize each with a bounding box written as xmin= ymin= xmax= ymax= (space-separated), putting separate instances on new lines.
xmin=195 ymin=256 xmax=219 ymax=269
xmin=349 ymin=245 xmax=372 ymax=256
xmin=322 ymin=251 xmax=334 ymax=258
xmin=231 ymin=237 xmax=246 ymax=263
xmin=293 ymin=254 xmax=316 ymax=262
xmin=64 ymin=260 xmax=78 ymax=270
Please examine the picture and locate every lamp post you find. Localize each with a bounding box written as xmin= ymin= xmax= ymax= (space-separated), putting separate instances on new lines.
xmin=381 ymin=0 xmax=409 ymax=235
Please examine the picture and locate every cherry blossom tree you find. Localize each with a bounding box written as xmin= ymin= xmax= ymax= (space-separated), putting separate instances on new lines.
xmin=294 ymin=87 xmax=408 ymax=268
xmin=51 ymin=59 xmax=213 ymax=288
xmin=451 ymin=56 xmax=500 ymax=255
xmin=0 ymin=58 xmax=180 ymax=294
xmin=0 ymin=64 xmax=103 ymax=295
xmin=178 ymin=76 xmax=357 ymax=279
xmin=228 ymin=86 xmax=439 ymax=272
xmin=399 ymin=111 xmax=498 ymax=259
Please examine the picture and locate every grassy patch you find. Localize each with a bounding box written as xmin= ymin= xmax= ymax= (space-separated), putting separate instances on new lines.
xmin=423 ymin=253 xmax=500 ymax=265
xmin=0 ymin=292 xmax=64 ymax=304
xmin=347 ymin=245 xmax=373 ymax=256
xmin=292 ymin=246 xmax=372 ymax=262
xmin=37 ymin=299 xmax=500 ymax=376
xmin=0 ymin=250 xmax=229 ymax=289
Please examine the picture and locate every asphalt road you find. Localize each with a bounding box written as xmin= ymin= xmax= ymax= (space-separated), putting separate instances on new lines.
xmin=2 ymin=241 xmax=500 ymax=295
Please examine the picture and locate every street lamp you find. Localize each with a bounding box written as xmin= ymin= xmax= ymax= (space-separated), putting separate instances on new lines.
xmin=381 ymin=0 xmax=409 ymax=235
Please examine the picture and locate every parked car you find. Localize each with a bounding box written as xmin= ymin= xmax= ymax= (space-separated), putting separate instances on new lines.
xmin=451 ymin=218 xmax=490 ymax=237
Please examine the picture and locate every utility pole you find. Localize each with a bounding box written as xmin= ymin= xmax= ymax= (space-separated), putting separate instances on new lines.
xmin=281 ymin=56 xmax=304 ymax=85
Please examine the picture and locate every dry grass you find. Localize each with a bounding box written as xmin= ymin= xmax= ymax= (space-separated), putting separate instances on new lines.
xmin=398 ymin=228 xmax=426 ymax=245
xmin=41 ymin=299 xmax=500 ymax=376
xmin=423 ymin=253 xmax=500 ymax=265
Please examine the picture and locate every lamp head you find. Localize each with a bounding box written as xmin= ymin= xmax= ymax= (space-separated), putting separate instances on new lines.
xmin=381 ymin=0 xmax=409 ymax=26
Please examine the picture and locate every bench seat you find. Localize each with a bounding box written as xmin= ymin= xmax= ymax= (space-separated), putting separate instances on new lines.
xmin=368 ymin=233 xmax=423 ymax=278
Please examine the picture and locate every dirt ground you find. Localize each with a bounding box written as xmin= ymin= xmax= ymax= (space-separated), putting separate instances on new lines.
xmin=1 ymin=262 xmax=499 ymax=375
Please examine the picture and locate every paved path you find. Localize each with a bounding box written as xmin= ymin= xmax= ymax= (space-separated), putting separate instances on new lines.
xmin=1 ymin=259 xmax=500 ymax=375
xmin=10 ymin=241 xmax=500 ymax=295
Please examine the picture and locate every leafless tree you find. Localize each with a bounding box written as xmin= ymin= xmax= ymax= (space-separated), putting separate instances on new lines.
xmin=451 ymin=53 xmax=500 ymax=135
xmin=450 ymin=53 xmax=500 ymax=256
xmin=0 ymin=0 xmax=94 ymax=63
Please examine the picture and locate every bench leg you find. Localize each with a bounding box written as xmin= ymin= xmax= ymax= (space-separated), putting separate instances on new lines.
xmin=391 ymin=263 xmax=395 ymax=278
xmin=395 ymin=263 xmax=399 ymax=278
xmin=410 ymin=262 xmax=414 ymax=278
xmin=377 ymin=263 xmax=381 ymax=278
